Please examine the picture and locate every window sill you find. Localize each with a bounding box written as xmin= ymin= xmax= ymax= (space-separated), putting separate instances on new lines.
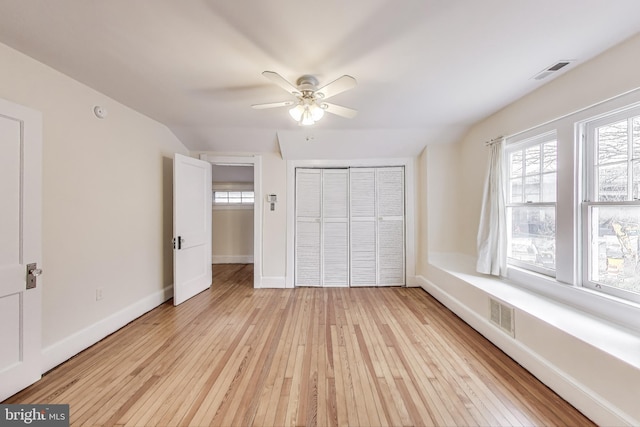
xmin=428 ymin=252 xmax=640 ymax=371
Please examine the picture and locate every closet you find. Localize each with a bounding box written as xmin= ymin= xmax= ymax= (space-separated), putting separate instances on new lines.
xmin=294 ymin=166 xmax=405 ymax=287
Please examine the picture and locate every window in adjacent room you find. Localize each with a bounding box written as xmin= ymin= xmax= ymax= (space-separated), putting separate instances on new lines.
xmin=505 ymin=131 xmax=557 ymax=276
xmin=213 ymin=190 xmax=255 ymax=205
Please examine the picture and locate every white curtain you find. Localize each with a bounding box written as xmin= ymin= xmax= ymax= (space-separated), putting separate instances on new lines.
xmin=476 ymin=138 xmax=506 ymax=276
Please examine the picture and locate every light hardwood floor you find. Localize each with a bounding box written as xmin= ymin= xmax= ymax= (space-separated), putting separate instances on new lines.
xmin=5 ymin=264 xmax=594 ymax=426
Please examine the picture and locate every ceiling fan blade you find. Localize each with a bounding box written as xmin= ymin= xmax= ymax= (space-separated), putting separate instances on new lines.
xmin=262 ymin=71 xmax=300 ymax=96
xmin=316 ymin=75 xmax=357 ymax=100
xmin=251 ymin=100 xmax=295 ymax=109
xmin=323 ymin=102 xmax=358 ymax=119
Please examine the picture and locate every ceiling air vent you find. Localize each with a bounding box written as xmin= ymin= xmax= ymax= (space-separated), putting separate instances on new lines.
xmin=532 ymin=60 xmax=573 ymax=80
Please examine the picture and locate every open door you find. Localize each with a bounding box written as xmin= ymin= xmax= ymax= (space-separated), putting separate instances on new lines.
xmin=173 ymin=154 xmax=212 ymax=306
xmin=0 ymin=98 xmax=42 ymax=401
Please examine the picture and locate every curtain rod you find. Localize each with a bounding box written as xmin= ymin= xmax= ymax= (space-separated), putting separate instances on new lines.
xmin=484 ymin=136 xmax=504 ymax=146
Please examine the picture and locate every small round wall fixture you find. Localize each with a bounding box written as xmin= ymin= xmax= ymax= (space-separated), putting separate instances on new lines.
xmin=93 ymin=105 xmax=108 ymax=119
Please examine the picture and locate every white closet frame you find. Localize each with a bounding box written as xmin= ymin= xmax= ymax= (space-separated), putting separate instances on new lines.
xmin=286 ymin=158 xmax=416 ymax=289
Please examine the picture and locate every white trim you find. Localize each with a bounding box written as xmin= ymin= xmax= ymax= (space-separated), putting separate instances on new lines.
xmin=212 ymin=255 xmax=253 ymax=264
xmin=500 ymin=88 xmax=640 ymax=321
xmin=199 ymin=155 xmax=262 ymax=289
xmin=286 ymin=158 xmax=416 ymax=288
xmin=258 ymin=276 xmax=286 ymax=289
xmin=415 ymin=274 xmax=638 ymax=427
xmin=42 ymin=284 xmax=173 ymax=373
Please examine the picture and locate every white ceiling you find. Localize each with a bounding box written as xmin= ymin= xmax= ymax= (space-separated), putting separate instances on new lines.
xmin=1 ymin=0 xmax=639 ymax=158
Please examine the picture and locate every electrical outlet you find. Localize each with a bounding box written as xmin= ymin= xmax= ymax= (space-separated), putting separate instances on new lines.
xmin=96 ymin=288 xmax=103 ymax=301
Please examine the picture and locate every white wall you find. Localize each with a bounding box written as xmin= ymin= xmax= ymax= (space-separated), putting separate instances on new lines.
xmin=0 ymin=42 xmax=189 ymax=369
xmin=212 ymin=208 xmax=254 ymax=263
xmin=259 ymin=152 xmax=288 ymax=280
xmin=418 ymin=33 xmax=640 ymax=425
xmin=454 ymin=32 xmax=640 ymax=256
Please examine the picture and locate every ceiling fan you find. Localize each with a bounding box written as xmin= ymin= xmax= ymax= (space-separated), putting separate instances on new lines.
xmin=251 ymin=71 xmax=357 ymax=126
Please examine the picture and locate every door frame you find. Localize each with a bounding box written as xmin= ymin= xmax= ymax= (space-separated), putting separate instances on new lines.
xmin=286 ymin=158 xmax=416 ymax=289
xmin=198 ymin=154 xmax=262 ymax=289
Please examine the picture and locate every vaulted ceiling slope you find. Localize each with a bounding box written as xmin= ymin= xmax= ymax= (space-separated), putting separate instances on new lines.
xmin=0 ymin=1 xmax=639 ymax=157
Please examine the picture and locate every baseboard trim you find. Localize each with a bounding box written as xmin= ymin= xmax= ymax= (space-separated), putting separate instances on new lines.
xmin=415 ymin=274 xmax=636 ymax=427
xmin=212 ymin=255 xmax=254 ymax=264
xmin=41 ymin=284 xmax=173 ymax=373
xmin=259 ymin=276 xmax=286 ymax=289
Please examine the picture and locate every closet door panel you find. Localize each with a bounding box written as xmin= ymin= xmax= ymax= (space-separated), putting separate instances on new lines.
xmin=376 ymin=167 xmax=405 ymax=286
xmin=322 ymin=169 xmax=349 ymax=287
xmin=350 ymin=168 xmax=377 ymax=286
xmin=295 ymin=169 xmax=322 ymax=286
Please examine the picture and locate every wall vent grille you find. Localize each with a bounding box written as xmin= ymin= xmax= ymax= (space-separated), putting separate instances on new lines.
xmin=489 ymin=298 xmax=515 ymax=337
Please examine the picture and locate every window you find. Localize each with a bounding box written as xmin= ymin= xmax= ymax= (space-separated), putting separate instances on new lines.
xmin=583 ymin=106 xmax=640 ymax=302
xmin=506 ymin=132 xmax=557 ymax=276
xmin=213 ymin=191 xmax=254 ymax=205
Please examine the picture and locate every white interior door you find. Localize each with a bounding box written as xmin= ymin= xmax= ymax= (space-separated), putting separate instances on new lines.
xmin=173 ymin=154 xmax=212 ymax=306
xmin=0 ymin=98 xmax=42 ymax=401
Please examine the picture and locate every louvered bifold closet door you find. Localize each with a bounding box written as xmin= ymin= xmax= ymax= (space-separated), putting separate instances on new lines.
xmin=377 ymin=167 xmax=405 ymax=286
xmin=350 ymin=168 xmax=377 ymax=286
xmin=322 ymin=169 xmax=349 ymax=287
xmin=295 ymin=169 xmax=322 ymax=286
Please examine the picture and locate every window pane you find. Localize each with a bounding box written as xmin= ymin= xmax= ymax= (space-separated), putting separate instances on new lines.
xmin=597 ymin=163 xmax=627 ymax=201
xmin=228 ymin=192 xmax=242 ymax=198
xmin=510 ymin=151 xmax=523 ymax=178
xmin=633 ymin=116 xmax=640 ymax=159
xmin=510 ymin=178 xmax=523 ymax=203
xmin=507 ymin=206 xmax=555 ymax=270
xmin=543 ymin=141 xmax=557 ymax=172
xmin=524 ymin=175 xmax=540 ymax=203
xmin=214 ymin=192 xmax=228 ymax=202
xmin=228 ymin=198 xmax=242 ymax=204
xmin=634 ymin=160 xmax=640 ymax=201
xmin=525 ymin=145 xmax=540 ymax=176
xmin=597 ymin=120 xmax=628 ymax=164
xmin=542 ymin=172 xmax=556 ymax=202
xmin=241 ymin=191 xmax=255 ymax=203
xmin=589 ymin=205 xmax=640 ymax=295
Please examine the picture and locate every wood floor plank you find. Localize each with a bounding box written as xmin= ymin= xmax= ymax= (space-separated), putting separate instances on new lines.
xmin=4 ymin=264 xmax=596 ymax=427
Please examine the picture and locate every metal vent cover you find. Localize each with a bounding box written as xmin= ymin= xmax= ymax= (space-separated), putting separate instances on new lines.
xmin=489 ymin=298 xmax=515 ymax=337
xmin=532 ymin=60 xmax=574 ymax=80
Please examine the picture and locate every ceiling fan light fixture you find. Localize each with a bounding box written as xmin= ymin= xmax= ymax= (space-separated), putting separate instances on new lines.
xmin=255 ymin=71 xmax=357 ymax=125
xmin=289 ymin=104 xmax=304 ymax=121
xmin=310 ymin=103 xmax=325 ymax=121
xmin=300 ymin=107 xmax=315 ymax=126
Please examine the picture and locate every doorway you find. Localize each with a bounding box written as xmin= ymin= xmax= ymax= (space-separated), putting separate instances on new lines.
xmin=211 ymin=164 xmax=255 ymax=265
xmin=199 ymin=155 xmax=262 ymax=288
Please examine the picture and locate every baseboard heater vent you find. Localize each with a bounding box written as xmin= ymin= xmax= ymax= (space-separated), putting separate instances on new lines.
xmin=489 ymin=298 xmax=515 ymax=337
